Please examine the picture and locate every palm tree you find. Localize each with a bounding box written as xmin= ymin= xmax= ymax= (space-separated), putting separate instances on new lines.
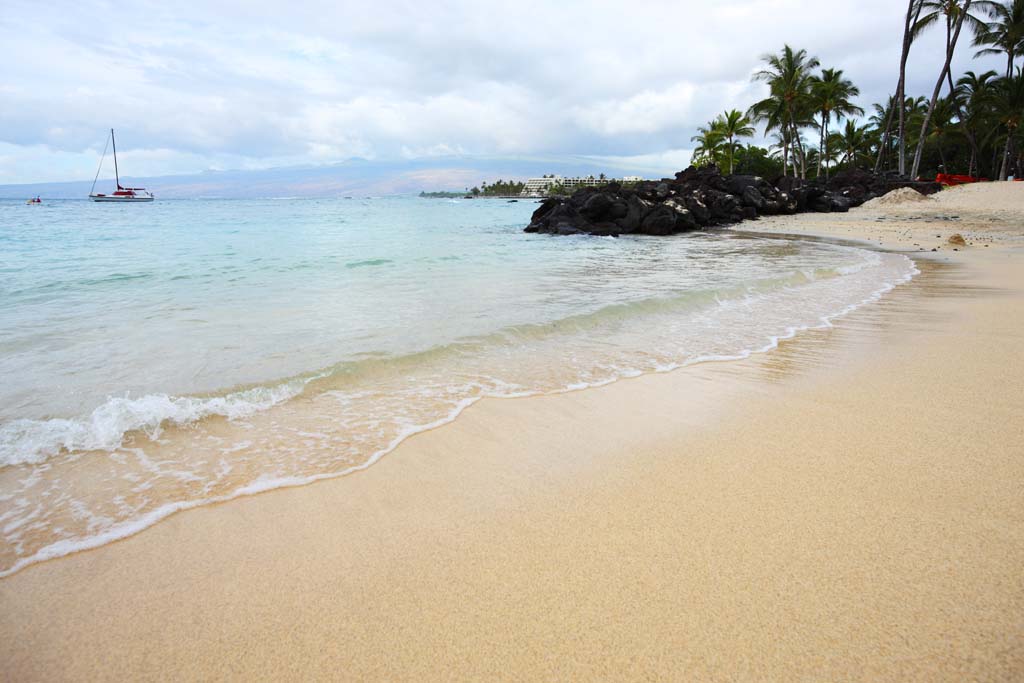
xmin=751 ymin=45 xmax=821 ymax=178
xmin=803 ymin=146 xmax=822 ymax=173
xmin=876 ymin=0 xmax=926 ymax=175
xmin=903 ymin=96 xmax=931 ymax=150
xmin=767 ymin=130 xmax=794 ymax=176
xmin=994 ymin=68 xmax=1024 ymax=178
xmin=955 ymin=70 xmax=1000 ymax=174
xmin=926 ymin=97 xmax=960 ymax=170
xmin=910 ymin=0 xmax=986 ymax=178
xmin=809 ymin=68 xmax=864 ymax=179
xmin=690 ymin=121 xmax=726 ymax=167
xmin=870 ymin=96 xmax=901 ymax=171
xmin=749 ymin=94 xmax=791 ymax=173
xmin=833 ymin=121 xmax=874 ymax=169
xmin=973 ymin=0 xmax=1024 ymax=77
xmin=714 ymin=110 xmax=756 ymax=174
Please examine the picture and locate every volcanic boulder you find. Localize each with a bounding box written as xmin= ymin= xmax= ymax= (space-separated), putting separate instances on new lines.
xmin=524 ymin=165 xmax=941 ymax=236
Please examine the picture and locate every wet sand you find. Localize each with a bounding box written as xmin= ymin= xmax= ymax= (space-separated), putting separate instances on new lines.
xmin=2 ymin=184 xmax=1023 ymax=681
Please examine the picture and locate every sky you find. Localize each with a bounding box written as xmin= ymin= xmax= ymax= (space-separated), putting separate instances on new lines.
xmin=0 ymin=0 xmax=1007 ymax=185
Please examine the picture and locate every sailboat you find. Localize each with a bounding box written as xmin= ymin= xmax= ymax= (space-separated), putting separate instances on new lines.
xmin=89 ymin=129 xmax=154 ymax=202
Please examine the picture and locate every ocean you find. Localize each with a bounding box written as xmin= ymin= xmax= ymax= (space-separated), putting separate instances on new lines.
xmin=0 ymin=196 xmax=916 ymax=575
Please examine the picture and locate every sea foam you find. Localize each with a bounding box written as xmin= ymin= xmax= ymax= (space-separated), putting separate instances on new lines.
xmin=0 ymin=381 xmax=307 ymax=467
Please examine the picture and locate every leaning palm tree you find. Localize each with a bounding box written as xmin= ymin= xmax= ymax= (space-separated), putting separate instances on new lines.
xmin=809 ymin=68 xmax=864 ymax=179
xmin=910 ymin=0 xmax=987 ymax=177
xmin=750 ymin=45 xmax=820 ymax=179
xmin=876 ymin=0 xmax=927 ymax=175
xmin=973 ymin=0 xmax=1024 ymax=77
xmin=714 ymin=110 xmax=756 ymax=174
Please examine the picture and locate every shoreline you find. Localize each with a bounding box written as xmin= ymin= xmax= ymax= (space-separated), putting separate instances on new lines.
xmin=2 ymin=184 xmax=1022 ymax=680
xmin=0 ymin=233 xmax=915 ymax=581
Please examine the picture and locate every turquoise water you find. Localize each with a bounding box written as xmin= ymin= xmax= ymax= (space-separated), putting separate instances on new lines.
xmin=0 ymin=196 xmax=916 ymax=575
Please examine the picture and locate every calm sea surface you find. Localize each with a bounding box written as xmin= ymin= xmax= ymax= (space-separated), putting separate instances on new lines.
xmin=0 ymin=196 xmax=915 ymax=575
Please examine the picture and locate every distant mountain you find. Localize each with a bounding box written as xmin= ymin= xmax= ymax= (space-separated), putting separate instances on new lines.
xmin=0 ymin=156 xmax=666 ymax=199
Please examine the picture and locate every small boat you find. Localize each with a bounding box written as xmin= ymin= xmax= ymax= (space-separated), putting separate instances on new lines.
xmin=26 ymin=196 xmax=41 ymax=205
xmin=89 ymin=129 xmax=154 ymax=202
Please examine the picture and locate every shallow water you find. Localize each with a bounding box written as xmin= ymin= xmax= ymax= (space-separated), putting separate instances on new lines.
xmin=0 ymin=196 xmax=916 ymax=575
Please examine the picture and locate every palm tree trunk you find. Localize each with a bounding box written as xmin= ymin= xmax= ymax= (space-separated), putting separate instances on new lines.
xmin=944 ymin=15 xmax=955 ymax=96
xmin=875 ymin=101 xmax=896 ymax=174
xmin=818 ymin=115 xmax=826 ymax=178
xmin=910 ymin=0 xmax=972 ymax=179
xmin=789 ymin=113 xmax=806 ymax=179
xmin=894 ymin=0 xmax=924 ymax=176
xmin=824 ymin=125 xmax=831 ymax=180
xmin=999 ymin=131 xmax=1012 ymax=180
xmin=898 ymin=89 xmax=906 ymax=175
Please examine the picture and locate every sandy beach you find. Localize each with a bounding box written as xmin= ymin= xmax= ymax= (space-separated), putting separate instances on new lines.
xmin=2 ymin=183 xmax=1023 ymax=681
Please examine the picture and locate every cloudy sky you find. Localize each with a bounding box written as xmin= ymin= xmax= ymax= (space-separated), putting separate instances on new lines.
xmin=0 ymin=0 xmax=1006 ymax=184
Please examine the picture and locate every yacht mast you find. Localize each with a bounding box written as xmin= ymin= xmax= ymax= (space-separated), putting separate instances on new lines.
xmin=111 ymin=128 xmax=121 ymax=189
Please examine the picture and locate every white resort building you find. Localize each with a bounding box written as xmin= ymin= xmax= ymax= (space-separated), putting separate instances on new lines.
xmin=519 ymin=175 xmax=645 ymax=197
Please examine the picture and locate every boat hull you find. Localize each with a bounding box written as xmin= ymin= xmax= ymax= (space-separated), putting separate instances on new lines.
xmin=89 ymin=195 xmax=154 ymax=202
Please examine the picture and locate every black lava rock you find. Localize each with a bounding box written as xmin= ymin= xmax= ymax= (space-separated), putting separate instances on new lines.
xmin=525 ymin=165 xmax=942 ymax=236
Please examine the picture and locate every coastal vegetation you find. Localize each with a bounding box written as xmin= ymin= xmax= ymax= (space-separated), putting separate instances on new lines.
xmin=469 ymin=179 xmax=527 ymax=196
xmin=421 ymin=179 xmax=526 ymax=197
xmin=691 ymin=0 xmax=1024 ymax=181
xmin=418 ymin=190 xmax=464 ymax=198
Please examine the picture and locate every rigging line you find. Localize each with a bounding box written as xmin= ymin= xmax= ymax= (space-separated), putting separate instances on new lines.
xmin=90 ymin=132 xmax=111 ymax=195
xmin=111 ymin=128 xmax=119 ymax=189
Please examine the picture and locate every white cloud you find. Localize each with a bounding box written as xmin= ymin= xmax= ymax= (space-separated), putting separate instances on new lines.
xmin=0 ymin=0 xmax=1008 ymax=183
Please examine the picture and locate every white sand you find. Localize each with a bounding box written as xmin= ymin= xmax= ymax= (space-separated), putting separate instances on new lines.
xmin=860 ymin=186 xmax=936 ymax=209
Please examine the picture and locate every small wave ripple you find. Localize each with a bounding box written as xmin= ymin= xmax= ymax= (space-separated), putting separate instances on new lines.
xmin=0 ymin=381 xmax=307 ymax=467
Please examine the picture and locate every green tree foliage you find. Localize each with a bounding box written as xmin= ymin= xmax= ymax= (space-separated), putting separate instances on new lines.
xmin=973 ymin=0 xmax=1024 ymax=76
xmin=690 ymin=120 xmax=727 ymax=167
xmin=994 ymin=68 xmax=1024 ymax=177
xmin=834 ymin=121 xmax=876 ymax=169
xmin=715 ymin=4 xmax=1024 ymax=182
xmin=690 ymin=110 xmax=755 ymax=173
xmin=750 ymin=45 xmax=820 ymax=179
xmin=731 ymin=145 xmax=784 ymax=177
xmin=469 ymin=179 xmax=527 ymax=196
xmin=717 ymin=110 xmax=756 ymax=174
xmin=809 ymin=68 xmax=864 ymax=178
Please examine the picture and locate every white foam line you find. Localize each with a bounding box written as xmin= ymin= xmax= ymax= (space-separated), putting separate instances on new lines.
xmin=0 ymin=374 xmax=328 ymax=468
xmin=0 ymin=252 xmax=919 ymax=580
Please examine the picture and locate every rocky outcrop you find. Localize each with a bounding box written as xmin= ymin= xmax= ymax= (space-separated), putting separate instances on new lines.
xmin=524 ymin=166 xmax=942 ymax=237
